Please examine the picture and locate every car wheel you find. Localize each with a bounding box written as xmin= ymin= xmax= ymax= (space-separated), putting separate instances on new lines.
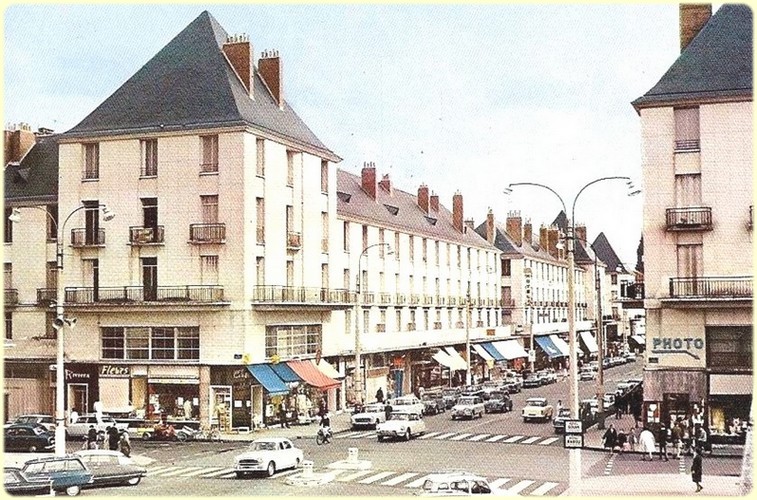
xmin=65 ymin=485 xmax=81 ymax=496
xmin=266 ymin=461 xmax=276 ymax=477
xmin=377 ymin=436 xmax=383 ymax=442
xmin=405 ymin=429 xmax=411 ymax=441
xmin=28 ymin=445 xmax=38 ymax=452
xmin=126 ymin=476 xmax=142 ymax=486
xmin=236 ymin=471 xmax=246 ymax=479
xmin=142 ymin=432 xmax=152 ymax=441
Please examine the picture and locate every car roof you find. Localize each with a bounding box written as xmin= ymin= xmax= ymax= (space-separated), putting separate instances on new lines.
xmin=16 ymin=414 xmax=53 ymax=418
xmin=424 ymin=472 xmax=487 ymax=482
xmin=252 ymin=437 xmax=290 ymax=443
xmin=23 ymin=455 xmax=84 ymax=464
xmin=6 ymin=423 xmax=47 ymax=430
xmin=526 ymin=397 xmax=547 ymax=402
xmin=74 ymin=450 xmax=124 ymax=457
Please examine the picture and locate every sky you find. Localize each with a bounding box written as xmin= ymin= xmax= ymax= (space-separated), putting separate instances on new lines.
xmin=4 ymin=2 xmax=689 ymax=265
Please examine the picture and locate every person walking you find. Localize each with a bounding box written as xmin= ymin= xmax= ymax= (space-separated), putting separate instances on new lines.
xmin=616 ymin=429 xmax=627 ymax=454
xmin=69 ymin=408 xmax=79 ymax=425
xmin=627 ymin=427 xmax=637 ymax=452
xmin=615 ymin=392 xmax=624 ymax=419
xmin=279 ymin=401 xmax=290 ymax=428
xmin=658 ymin=425 xmax=670 ymax=461
xmin=691 ymin=446 xmax=704 ymax=492
xmin=107 ymin=425 xmax=120 ymax=451
xmin=375 ymin=387 xmax=384 ymax=403
xmin=602 ymin=424 xmax=617 ymax=455
xmin=86 ymin=425 xmax=99 ymax=450
xmin=639 ymin=427 xmax=656 ymax=461
xmin=694 ymin=423 xmax=708 ymax=454
xmin=384 ymin=401 xmax=393 ymax=422
xmin=119 ymin=431 xmax=131 ymax=457
xmin=672 ymin=422 xmax=683 ymax=458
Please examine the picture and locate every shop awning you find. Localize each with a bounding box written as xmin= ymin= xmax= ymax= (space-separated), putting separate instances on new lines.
xmin=472 ymin=343 xmax=495 ymax=362
xmin=432 ymin=349 xmax=454 ymax=368
xmin=480 ymin=342 xmax=506 ymax=361
xmin=491 ymin=340 xmax=529 ymax=360
xmin=580 ymin=331 xmax=599 ymax=353
xmin=246 ymin=364 xmax=290 ymax=395
xmin=269 ymin=362 xmax=303 ymax=383
xmin=631 ymin=335 xmax=646 ymax=345
xmin=550 ymin=334 xmax=583 ymax=357
xmin=286 ymin=360 xmax=340 ymax=389
xmin=317 ymin=359 xmax=342 ymax=379
xmin=444 ymin=347 xmax=468 ymax=370
xmin=534 ymin=335 xmax=565 ymax=359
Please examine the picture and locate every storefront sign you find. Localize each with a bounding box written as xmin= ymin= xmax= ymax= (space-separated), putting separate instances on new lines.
xmin=99 ymin=365 xmax=131 ymax=377
xmin=65 ymin=369 xmax=90 ymax=381
xmin=233 ymin=369 xmax=251 ymax=380
xmin=651 ymin=337 xmax=704 ymax=359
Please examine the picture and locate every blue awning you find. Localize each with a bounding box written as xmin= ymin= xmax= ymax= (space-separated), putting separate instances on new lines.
xmin=534 ymin=335 xmax=566 ymax=359
xmin=480 ymin=342 xmax=506 ymax=361
xmin=246 ymin=364 xmax=290 ymax=395
xmin=269 ymin=362 xmax=302 ymax=383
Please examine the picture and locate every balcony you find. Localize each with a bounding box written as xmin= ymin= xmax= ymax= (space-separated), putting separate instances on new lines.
xmin=437 ymin=296 xmax=446 ymax=306
xmin=252 ymin=286 xmax=355 ymax=309
xmin=476 ymin=321 xmax=484 ymax=328
xmin=455 ymin=321 xmax=465 ymax=328
xmin=395 ymin=293 xmax=406 ymax=305
xmin=409 ymin=294 xmax=421 ymax=305
xmin=433 ymin=322 xmax=443 ymax=330
xmin=665 ymin=207 xmax=713 ymax=231
xmin=189 ymin=223 xmax=226 ymax=244
xmin=619 ymin=282 xmax=644 ymax=309
xmin=5 ymin=289 xmax=18 ymax=306
xmin=362 ymin=292 xmax=376 ymax=305
xmin=70 ymin=228 xmax=105 ymax=247
xmin=501 ymin=299 xmax=515 ymax=309
xmin=64 ymin=285 xmax=226 ymax=305
xmin=129 ymin=226 xmax=165 ymax=245
xmin=423 ymin=295 xmax=434 ymax=306
xmin=379 ymin=293 xmax=393 ymax=305
xmin=668 ymin=276 xmax=752 ymax=301
xmin=37 ymin=288 xmax=56 ymax=305
xmin=448 ymin=297 xmax=457 ymax=306
xmin=376 ymin=323 xmax=386 ymax=333
xmin=287 ymin=231 xmax=302 ymax=250
xmin=406 ymin=323 xmax=417 ymax=331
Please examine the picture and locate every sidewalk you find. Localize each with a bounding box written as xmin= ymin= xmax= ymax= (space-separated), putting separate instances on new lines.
xmin=564 ymin=473 xmax=746 ymax=496
xmin=217 ymin=410 xmax=353 ymax=442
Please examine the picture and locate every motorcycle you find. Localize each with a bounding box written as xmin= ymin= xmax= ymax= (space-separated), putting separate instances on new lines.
xmin=141 ymin=422 xmax=177 ymax=441
xmin=315 ymin=425 xmax=333 ymax=445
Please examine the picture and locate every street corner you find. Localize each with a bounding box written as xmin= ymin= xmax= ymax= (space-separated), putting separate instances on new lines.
xmin=129 ymin=454 xmax=156 ymax=466
xmin=285 ymin=469 xmax=338 ymax=486
xmin=327 ymin=459 xmax=373 ymax=470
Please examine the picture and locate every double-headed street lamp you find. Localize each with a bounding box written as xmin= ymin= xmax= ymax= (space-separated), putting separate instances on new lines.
xmin=504 ymin=177 xmax=639 ymax=494
xmin=354 ymin=242 xmax=393 ymax=406
xmin=9 ymin=203 xmax=115 ymax=456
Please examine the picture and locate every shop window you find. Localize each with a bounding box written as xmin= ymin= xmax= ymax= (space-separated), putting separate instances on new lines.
xmin=4 ymin=208 xmax=12 ymax=243
xmin=100 ymin=326 xmax=199 ymax=360
xmin=706 ymin=326 xmax=752 ymax=370
xmin=5 ymin=311 xmax=11 ymax=339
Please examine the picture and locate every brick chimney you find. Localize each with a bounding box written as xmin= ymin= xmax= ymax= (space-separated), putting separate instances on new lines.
xmin=430 ymin=192 xmax=439 ymax=212
xmin=4 ymin=123 xmax=35 ymax=164
xmin=505 ymin=211 xmax=523 ymax=247
xmin=539 ymin=225 xmax=548 ymax=251
xmin=575 ymin=224 xmax=587 ymax=245
xmin=378 ymin=174 xmax=393 ymax=195
xmin=452 ymin=192 xmax=464 ymax=233
xmin=523 ymin=219 xmax=532 ymax=247
xmin=464 ymin=218 xmax=475 ymax=230
xmin=417 ymin=184 xmax=430 ymax=213
xmin=680 ymin=4 xmax=711 ymax=52
xmin=259 ymin=49 xmax=283 ymax=107
xmin=223 ymin=34 xmax=253 ymax=98
xmin=547 ymin=226 xmax=559 ymax=259
xmin=361 ymin=162 xmax=377 ymax=200
xmin=486 ymin=209 xmax=495 ymax=245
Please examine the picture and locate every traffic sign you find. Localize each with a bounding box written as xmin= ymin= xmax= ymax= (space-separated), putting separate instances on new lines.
xmin=565 ymin=419 xmax=583 ymax=434
xmin=564 ymin=434 xmax=583 ymax=448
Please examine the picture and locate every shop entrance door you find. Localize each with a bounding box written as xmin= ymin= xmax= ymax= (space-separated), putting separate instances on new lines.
xmin=251 ymin=386 xmax=263 ymax=429
xmin=68 ymin=384 xmax=88 ymax=414
xmin=209 ymin=386 xmax=232 ymax=431
xmin=663 ymin=393 xmax=690 ymax=428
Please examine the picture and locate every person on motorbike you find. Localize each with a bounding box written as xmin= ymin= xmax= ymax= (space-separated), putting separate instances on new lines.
xmin=119 ymin=431 xmax=131 ymax=457
xmin=318 ymin=411 xmax=332 ymax=442
xmin=86 ymin=425 xmax=99 ymax=450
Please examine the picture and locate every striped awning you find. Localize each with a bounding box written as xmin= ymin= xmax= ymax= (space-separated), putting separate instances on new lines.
xmin=472 ymin=343 xmax=495 ymax=362
xmin=580 ymin=331 xmax=599 ymax=353
xmin=491 ymin=340 xmax=529 ymax=360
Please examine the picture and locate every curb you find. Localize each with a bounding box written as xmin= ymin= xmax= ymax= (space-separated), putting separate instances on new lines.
xmin=581 ymin=445 xmax=743 ymax=458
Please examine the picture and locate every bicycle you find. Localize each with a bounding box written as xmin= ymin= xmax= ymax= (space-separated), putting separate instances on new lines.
xmin=197 ymin=425 xmax=222 ymax=442
xmin=315 ymin=426 xmax=332 ymax=445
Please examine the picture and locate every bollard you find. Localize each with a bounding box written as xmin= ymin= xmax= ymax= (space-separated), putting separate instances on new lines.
xmin=301 ymin=460 xmax=314 ymax=479
xmin=347 ymin=447 xmax=359 ymax=464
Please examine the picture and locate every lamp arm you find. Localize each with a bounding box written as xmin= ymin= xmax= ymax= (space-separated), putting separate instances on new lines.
xmin=508 ymin=182 xmax=567 ymax=214
xmin=570 ymin=176 xmax=630 ymax=225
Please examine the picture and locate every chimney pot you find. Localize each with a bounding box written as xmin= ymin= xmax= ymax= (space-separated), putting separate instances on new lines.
xmin=575 ymin=224 xmax=587 ymax=245
xmin=430 ymin=192 xmax=439 ymax=212
xmin=486 ymin=209 xmax=495 ymax=244
xmin=378 ymin=174 xmax=393 ymax=195
xmin=680 ymin=4 xmax=712 ymax=52
xmin=523 ymin=219 xmax=532 ymax=246
xmin=539 ymin=225 xmax=549 ymax=252
xmin=223 ymin=35 xmax=254 ymax=98
xmin=361 ymin=163 xmax=377 ymax=200
xmin=464 ymin=218 xmax=475 ymax=230
xmin=547 ymin=226 xmax=559 ymax=259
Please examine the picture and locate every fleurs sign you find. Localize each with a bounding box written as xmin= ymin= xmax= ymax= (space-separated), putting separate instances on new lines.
xmin=651 ymin=337 xmax=704 ymax=360
xmin=99 ymin=365 xmax=131 ymax=377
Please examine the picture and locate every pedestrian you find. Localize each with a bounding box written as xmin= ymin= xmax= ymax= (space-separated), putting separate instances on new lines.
xmin=556 ymin=400 xmax=563 ymax=412
xmin=418 ymin=386 xmax=425 ymax=399
xmin=69 ymin=408 xmax=79 ymax=425
xmin=694 ymin=423 xmax=708 ymax=453
xmin=119 ymin=431 xmax=131 ymax=457
xmin=86 ymin=425 xmax=98 ymax=450
xmin=279 ymin=401 xmax=290 ymax=428
xmin=639 ymin=427 xmax=656 ymax=461
xmin=672 ymin=422 xmax=683 ymax=458
xmin=107 ymin=425 xmax=120 ymax=451
xmin=691 ymin=446 xmax=703 ymax=492
xmin=602 ymin=424 xmax=617 ymax=455
xmin=375 ymin=387 xmax=384 ymax=403
xmin=183 ymin=399 xmax=192 ymax=419
xmin=384 ymin=401 xmax=393 ymax=421
xmin=658 ymin=425 xmax=669 ymax=461
xmin=627 ymin=427 xmax=637 ymax=452
xmin=615 ymin=392 xmax=623 ymax=419
xmin=616 ymin=429 xmax=627 ymax=454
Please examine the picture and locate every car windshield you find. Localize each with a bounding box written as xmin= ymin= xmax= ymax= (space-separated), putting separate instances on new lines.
xmin=251 ymin=441 xmax=278 ymax=451
xmin=459 ymin=397 xmax=479 ymax=405
xmin=394 ymin=399 xmax=414 ymax=405
xmin=363 ymin=405 xmax=383 ymax=413
xmin=526 ymin=400 xmax=546 ymax=407
xmin=558 ymin=408 xmax=571 ymax=417
xmin=390 ymin=413 xmax=411 ymax=421
xmin=482 ymin=382 xmax=498 ymax=388
xmin=489 ymin=392 xmax=506 ymax=400
xmin=16 ymin=416 xmax=40 ymax=424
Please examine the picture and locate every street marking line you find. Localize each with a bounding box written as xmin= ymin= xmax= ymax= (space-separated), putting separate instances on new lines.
xmin=505 ymin=479 xmax=534 ymax=494
xmin=339 ymin=432 xmax=363 ymax=439
xmin=604 ymin=455 xmax=616 ymax=475
xmin=201 ymin=468 xmax=234 ymax=477
xmin=489 ymin=478 xmax=511 ymax=489
xmin=485 ymin=435 xmax=507 ymax=442
xmin=161 ymin=466 xmax=204 ymax=477
xmin=336 ymin=470 xmax=376 ymax=482
xmin=450 ymin=433 xmax=472 ymax=441
xmin=353 ymin=431 xmax=375 ymax=438
xmin=537 ymin=437 xmax=560 ymax=445
xmin=358 ymin=471 xmax=396 ymax=484
xmin=679 ymin=456 xmax=687 ymax=475
xmin=521 ymin=436 xmax=541 ymax=444
xmin=418 ymin=432 xmax=441 ymax=440
xmin=146 ymin=466 xmax=181 ymax=476
xmin=503 ymin=435 xmax=524 ymax=443
xmin=363 ymin=433 xmax=378 ymax=439
xmin=381 ymin=472 xmax=419 ymax=486
xmin=181 ymin=467 xmax=223 ymax=477
xmin=433 ymin=433 xmax=457 ymax=440
xmin=405 ymin=475 xmax=434 ymax=488
xmin=467 ymin=434 xmax=490 ymax=442
xmin=530 ymin=481 xmax=559 ymax=496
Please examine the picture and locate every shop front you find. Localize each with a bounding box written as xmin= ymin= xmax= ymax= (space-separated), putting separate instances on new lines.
xmin=4 ymin=362 xmax=53 ymax=419
xmin=97 ymin=364 xmax=134 ymax=415
xmin=533 ymin=335 xmax=567 ymax=370
xmin=210 ymin=366 xmax=257 ymax=430
xmin=708 ymin=373 xmax=752 ymax=444
xmin=287 ymin=359 xmax=340 ymax=412
xmin=147 ymin=366 xmax=200 ymax=423
xmin=65 ymin=363 xmax=99 ymax=414
xmin=246 ymin=363 xmax=290 ymax=428
xmin=642 ymin=369 xmax=706 ymax=432
xmin=490 ymin=340 xmax=529 ymax=372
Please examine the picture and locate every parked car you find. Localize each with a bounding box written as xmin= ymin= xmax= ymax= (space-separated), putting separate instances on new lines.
xmin=503 ymin=374 xmax=522 ymax=392
xmin=483 ymin=391 xmax=513 ymax=414
xmin=603 ymin=392 xmax=616 ymax=409
xmin=4 ymin=414 xmax=56 ymax=433
xmin=522 ymin=372 xmax=542 ymax=388
xmin=500 ymin=380 xmax=520 ymax=394
xmin=602 ymin=358 xmax=612 ymax=369
xmin=233 ymin=438 xmax=303 ymax=477
xmin=460 ymin=385 xmax=487 ymax=400
xmin=419 ymin=472 xmax=516 ymax=496
xmin=19 ymin=456 xmax=94 ymax=496
xmin=73 ymin=450 xmax=146 ymax=487
xmin=376 ymin=410 xmax=426 ymax=441
xmin=451 ymin=396 xmax=485 ymax=420
xmin=421 ymin=393 xmax=446 ymax=416
xmin=66 ymin=414 xmax=128 ymax=438
xmin=480 ymin=381 xmax=501 ymax=397
xmin=522 ymin=397 xmax=554 ymax=423
xmin=623 ymin=352 xmax=637 ymax=362
xmin=441 ymin=388 xmax=461 ymax=409
xmin=388 ymin=395 xmax=425 ymax=415
xmin=4 ymin=424 xmax=55 ymax=453
xmin=579 ymin=368 xmax=596 ymax=381
xmin=4 ymin=467 xmax=53 ymax=496
xmin=616 ymin=381 xmax=636 ymax=394
xmin=350 ymin=403 xmax=387 ymax=429
xmin=542 ymin=369 xmax=558 ymax=384
xmin=580 ymin=399 xmax=600 ymax=425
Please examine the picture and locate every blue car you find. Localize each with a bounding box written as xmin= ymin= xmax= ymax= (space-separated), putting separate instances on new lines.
xmin=19 ymin=456 xmax=93 ymax=496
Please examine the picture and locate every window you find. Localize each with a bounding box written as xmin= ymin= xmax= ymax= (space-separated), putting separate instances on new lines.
xmin=286 ymin=261 xmax=294 ymax=287
xmin=46 ymin=205 xmax=58 ymax=241
xmin=345 ymin=310 xmax=352 ymax=335
xmin=363 ymin=309 xmax=369 ymax=333
xmin=201 ymin=195 xmax=219 ymax=224
xmin=343 ymin=222 xmax=350 ymax=252
xmin=394 ymin=232 xmax=400 ymax=260
xmin=706 ymin=326 xmax=752 ymax=370
xmin=322 ymin=264 xmax=329 ymax=290
xmin=677 ymin=244 xmax=703 ymax=278
xmin=422 ymin=239 xmax=427 ymax=262
xmin=674 ymin=107 xmax=700 ymax=151
xmin=141 ymin=257 xmax=157 ymax=301
xmin=362 ymin=225 xmax=368 ymax=250
xmin=83 ymin=143 xmax=99 ymax=180
xmin=378 ymin=229 xmax=385 ymax=257
xmin=4 ymin=263 xmax=12 ymax=289
xmin=46 ymin=262 xmax=57 ymax=290
xmin=4 ymin=208 xmax=12 ymax=243
xmin=200 ymin=135 xmax=219 ymax=172
xmin=140 ymin=139 xmax=158 ymax=177
xmin=675 ymin=174 xmax=702 ymax=207
xmin=286 ymin=151 xmax=295 ymax=186
xmin=265 ymin=324 xmax=321 ymax=358
xmin=256 ymin=257 xmax=265 ymax=285
xmin=256 ymin=138 xmax=265 ymax=177
xmin=343 ymin=269 xmax=350 ymax=290
xmin=46 ymin=312 xmax=56 ymax=339
xmin=409 ymin=235 xmax=414 ymax=262
xmin=396 ymin=309 xmax=402 ymax=331
xmin=256 ymin=198 xmax=265 ymax=244
xmin=321 ymin=212 xmax=329 ymax=252
xmin=320 ymin=160 xmax=328 ymax=193
xmin=200 ymin=255 xmax=219 ymax=285
xmin=502 ymin=259 xmax=511 ymax=276
xmin=435 ymin=241 xmax=440 ymax=266
xmin=101 ymin=326 xmax=200 ymax=360
xmin=5 ymin=312 xmax=11 ymax=340
xmin=611 ymin=274 xmax=618 ymax=285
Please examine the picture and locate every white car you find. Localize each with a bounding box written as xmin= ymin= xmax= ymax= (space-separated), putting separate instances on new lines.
xmin=234 ymin=438 xmax=303 ymax=477
xmin=522 ymin=397 xmax=554 ymax=423
xmin=579 ymin=369 xmax=596 ymax=381
xmin=419 ymin=472 xmax=516 ymax=496
xmin=66 ymin=414 xmax=128 ymax=438
xmin=376 ymin=410 xmax=426 ymax=441
xmin=450 ymin=396 xmax=485 ymax=420
xmin=388 ymin=395 xmax=425 ymax=415
xmin=351 ymin=403 xmax=387 ymax=429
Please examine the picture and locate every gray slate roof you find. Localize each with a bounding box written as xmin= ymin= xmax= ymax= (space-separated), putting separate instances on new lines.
xmin=4 ymin=134 xmax=59 ymax=204
xmin=474 ymin=220 xmax=561 ymax=263
xmin=337 ymin=169 xmax=495 ymax=250
xmin=632 ymin=4 xmax=753 ymax=110
xmin=591 ymin=232 xmax=629 ymax=274
xmin=551 ymin=211 xmax=593 ymax=264
xmin=65 ymin=11 xmax=339 ymax=162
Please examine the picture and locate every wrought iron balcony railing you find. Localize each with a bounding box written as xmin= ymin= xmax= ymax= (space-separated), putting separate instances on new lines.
xmin=409 ymin=294 xmax=421 ymax=305
xmin=501 ymin=299 xmax=515 ymax=309
xmin=70 ymin=228 xmax=105 ymax=247
xmin=376 ymin=323 xmax=386 ymax=333
xmin=669 ymin=276 xmax=752 ymax=299
xmin=5 ymin=289 xmax=18 ymax=305
xmin=129 ymin=225 xmax=165 ymax=245
xmin=65 ymin=285 xmax=225 ymax=304
xmin=379 ymin=293 xmax=393 ymax=305
xmin=189 ymin=223 xmax=226 ymax=244
xmin=395 ymin=293 xmax=406 ymax=305
xmin=362 ymin=292 xmax=375 ymax=304
xmin=620 ymin=282 xmax=645 ymax=300
xmin=252 ymin=286 xmax=356 ymax=305
xmin=37 ymin=288 xmax=56 ymax=305
xmin=423 ymin=295 xmax=434 ymax=305
xmin=666 ymin=207 xmax=713 ymax=231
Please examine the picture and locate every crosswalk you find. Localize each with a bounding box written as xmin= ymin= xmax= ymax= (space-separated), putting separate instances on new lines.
xmin=144 ymin=464 xmax=301 ymax=480
xmin=337 ymin=430 xmax=561 ymax=447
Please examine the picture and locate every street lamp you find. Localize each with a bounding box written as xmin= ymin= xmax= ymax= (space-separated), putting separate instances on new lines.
xmin=505 ymin=177 xmax=639 ymax=494
xmin=9 ymin=203 xmax=115 ymax=456
xmin=354 ymin=242 xmax=393 ymax=406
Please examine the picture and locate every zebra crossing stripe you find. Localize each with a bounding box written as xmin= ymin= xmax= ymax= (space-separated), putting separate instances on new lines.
xmin=201 ymin=468 xmax=234 ymax=477
xmin=506 ymin=479 xmax=534 ymax=494
xmin=405 ymin=475 xmax=434 ymax=488
xmin=181 ymin=467 xmax=223 ymax=477
xmin=218 ymin=471 xmax=237 ymax=479
xmin=147 ymin=466 xmax=181 ymax=476
xmin=450 ymin=433 xmax=473 ymax=441
xmin=418 ymin=432 xmax=441 ymax=440
xmin=537 ymin=437 xmax=560 ymax=445
xmin=336 ymin=470 xmax=376 ymax=482
xmin=161 ymin=467 xmax=204 ymax=477
xmin=355 ymin=431 xmax=376 ymax=438
xmin=380 ymin=472 xmax=419 ymax=486
xmin=604 ymin=455 xmax=615 ymax=475
xmin=503 ymin=435 xmax=524 ymax=443
xmin=358 ymin=471 xmax=396 ymax=484
xmin=530 ymin=481 xmax=559 ymax=496
xmin=467 ymin=434 xmax=490 ymax=442
xmin=434 ymin=433 xmax=457 ymax=440
xmin=678 ymin=456 xmax=687 ymax=475
xmin=488 ymin=478 xmax=511 ymax=489
xmin=339 ymin=432 xmax=362 ymax=439
xmin=521 ymin=436 xmax=541 ymax=444
xmin=485 ymin=435 xmax=507 ymax=442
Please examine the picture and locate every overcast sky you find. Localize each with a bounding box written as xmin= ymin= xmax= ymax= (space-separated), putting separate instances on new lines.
xmin=5 ymin=3 xmax=689 ymax=265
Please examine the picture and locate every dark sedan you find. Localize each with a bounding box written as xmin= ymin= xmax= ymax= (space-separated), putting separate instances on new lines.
xmin=4 ymin=424 xmax=55 ymax=453
xmin=522 ymin=373 xmax=542 ymax=388
xmin=20 ymin=456 xmax=93 ymax=496
xmin=74 ymin=450 xmax=146 ymax=487
xmin=483 ymin=392 xmax=513 ymax=414
xmin=441 ymin=388 xmax=461 ymax=409
xmin=421 ymin=393 xmax=446 ymax=415
xmin=4 ymin=468 xmax=52 ymax=496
